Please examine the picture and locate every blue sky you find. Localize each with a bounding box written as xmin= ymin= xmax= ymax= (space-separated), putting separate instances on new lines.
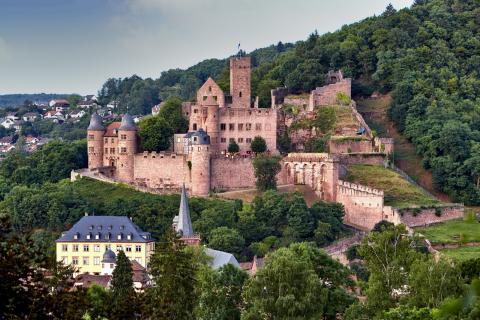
xmin=0 ymin=0 xmax=413 ymax=95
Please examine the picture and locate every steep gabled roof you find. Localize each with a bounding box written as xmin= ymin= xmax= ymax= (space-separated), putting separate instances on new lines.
xmin=177 ymin=184 xmax=194 ymax=237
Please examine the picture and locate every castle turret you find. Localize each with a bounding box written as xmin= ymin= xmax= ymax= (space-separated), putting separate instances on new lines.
xmin=101 ymin=249 xmax=116 ymax=275
xmin=204 ymin=95 xmax=219 ymax=152
xmin=87 ymin=113 xmax=105 ymax=170
xmin=117 ymin=113 xmax=137 ymax=182
xmin=190 ymin=129 xmax=211 ymax=196
xmin=230 ymin=56 xmax=252 ymax=108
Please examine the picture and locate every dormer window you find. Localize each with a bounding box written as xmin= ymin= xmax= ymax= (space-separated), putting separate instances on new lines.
xmin=97 ymin=225 xmax=102 ymax=230
xmin=127 ymin=233 xmax=132 ymax=240
xmin=89 ymin=225 xmax=94 ymax=230
xmin=120 ymin=225 xmax=125 ymax=230
xmin=108 ymin=225 xmax=112 ymax=230
xmin=117 ymin=233 xmax=123 ymax=240
xmin=86 ymin=233 xmax=91 ymax=240
xmin=105 ymin=232 xmax=111 ymax=240
xmin=96 ymin=233 xmax=101 ymax=240
xmin=73 ymin=232 xmax=80 ymax=240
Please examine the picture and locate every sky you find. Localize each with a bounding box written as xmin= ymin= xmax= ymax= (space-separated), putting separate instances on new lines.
xmin=0 ymin=0 xmax=413 ymax=95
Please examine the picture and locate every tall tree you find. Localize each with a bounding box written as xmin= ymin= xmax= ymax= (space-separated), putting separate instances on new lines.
xmin=252 ymin=155 xmax=282 ymax=191
xmin=145 ymin=229 xmax=197 ymax=319
xmin=111 ymin=250 xmax=136 ymax=319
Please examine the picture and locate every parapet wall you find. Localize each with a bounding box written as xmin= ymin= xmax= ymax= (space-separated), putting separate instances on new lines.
xmin=309 ymin=79 xmax=352 ymax=110
xmin=329 ymin=138 xmax=373 ymax=154
xmin=338 ymin=153 xmax=386 ymax=166
xmin=396 ymin=205 xmax=465 ymax=228
xmin=134 ymin=153 xmax=190 ymax=189
xmin=211 ymin=156 xmax=256 ymax=191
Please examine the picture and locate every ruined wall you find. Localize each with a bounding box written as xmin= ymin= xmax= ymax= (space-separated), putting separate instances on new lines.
xmin=211 ymin=156 xmax=256 ymax=190
xmin=396 ymin=206 xmax=465 ymax=228
xmin=134 ymin=153 xmax=190 ymax=190
xmin=337 ymin=180 xmax=385 ymax=230
xmin=284 ymin=96 xmax=309 ymax=108
xmin=309 ymin=79 xmax=352 ymax=110
xmin=329 ymin=139 xmax=374 ymax=154
xmin=338 ymin=153 xmax=386 ymax=166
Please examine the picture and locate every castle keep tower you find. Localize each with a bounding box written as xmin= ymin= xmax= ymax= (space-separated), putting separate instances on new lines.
xmin=230 ymin=56 xmax=251 ymax=108
xmin=87 ymin=113 xmax=105 ymax=170
xmin=204 ymin=95 xmax=220 ymax=152
xmin=190 ymin=129 xmax=211 ymax=197
xmin=117 ymin=113 xmax=137 ymax=182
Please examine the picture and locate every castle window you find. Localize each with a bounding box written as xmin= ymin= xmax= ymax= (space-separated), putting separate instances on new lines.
xmin=105 ymin=148 xmax=108 ymax=154
xmin=120 ymin=134 xmax=127 ymax=140
xmin=221 ymin=138 xmax=226 ymax=143
xmin=83 ymin=244 xmax=89 ymax=252
xmin=208 ymin=86 xmax=212 ymax=92
xmin=255 ymin=123 xmax=262 ymax=131
xmin=220 ymin=123 xmax=226 ymax=131
xmin=83 ymin=257 xmax=89 ymax=265
xmin=88 ymin=134 xmax=94 ymax=140
xmin=229 ymin=123 xmax=235 ymax=131
xmin=229 ymin=138 xmax=235 ymax=143
xmin=194 ymin=108 xmax=199 ymax=113
xmin=246 ymin=138 xmax=252 ymax=143
xmin=202 ymin=96 xmax=207 ymax=101
xmin=246 ymin=123 xmax=252 ymax=131
xmin=94 ymin=245 xmax=100 ymax=252
xmin=239 ymin=91 xmax=242 ymax=98
xmin=116 ymin=245 xmax=122 ymax=251
xmin=88 ymin=147 xmax=94 ymax=153
xmin=72 ymin=257 xmax=79 ymax=265
xmin=111 ymin=138 xmax=114 ymax=143
xmin=72 ymin=244 xmax=79 ymax=252
xmin=104 ymin=138 xmax=108 ymax=143
xmin=198 ymin=147 xmax=201 ymax=151
xmin=62 ymin=244 xmax=68 ymax=252
xmin=238 ymin=123 xmax=243 ymax=131
xmin=193 ymin=123 xmax=197 ymax=130
xmin=213 ymin=96 xmax=217 ymax=101
xmin=121 ymin=147 xmax=127 ymax=153
xmin=110 ymin=148 xmax=115 ymax=154
xmin=238 ymin=138 xmax=244 ymax=143
xmin=126 ymin=245 xmax=132 ymax=252
xmin=94 ymin=257 xmax=100 ymax=265
xmin=135 ymin=245 xmax=142 ymax=252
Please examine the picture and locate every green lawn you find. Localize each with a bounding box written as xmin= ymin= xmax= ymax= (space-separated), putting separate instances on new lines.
xmin=416 ymin=219 xmax=480 ymax=244
xmin=440 ymin=246 xmax=480 ymax=262
xmin=344 ymin=164 xmax=440 ymax=208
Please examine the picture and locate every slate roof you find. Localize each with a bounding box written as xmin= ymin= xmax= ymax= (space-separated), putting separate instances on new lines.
xmin=87 ymin=113 xmax=104 ymax=131
xmin=205 ymin=248 xmax=240 ymax=269
xmin=56 ymin=216 xmax=153 ymax=243
xmin=176 ymin=184 xmax=194 ymax=237
xmin=119 ymin=113 xmax=136 ymax=131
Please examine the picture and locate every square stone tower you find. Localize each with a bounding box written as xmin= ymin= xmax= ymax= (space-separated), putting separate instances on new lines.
xmin=230 ymin=56 xmax=251 ymax=108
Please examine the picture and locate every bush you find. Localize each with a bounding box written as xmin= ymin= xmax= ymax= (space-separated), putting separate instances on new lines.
xmin=252 ymin=155 xmax=282 ymax=191
xmin=227 ymin=141 xmax=240 ymax=153
xmin=336 ymin=92 xmax=351 ymax=106
xmin=251 ymin=136 xmax=267 ymax=153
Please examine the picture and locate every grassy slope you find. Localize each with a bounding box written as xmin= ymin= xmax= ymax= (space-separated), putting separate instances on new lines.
xmin=416 ymin=219 xmax=480 ymax=244
xmin=440 ymin=246 xmax=480 ymax=262
xmin=344 ymin=164 xmax=439 ymax=208
xmin=356 ymin=96 xmax=451 ymax=202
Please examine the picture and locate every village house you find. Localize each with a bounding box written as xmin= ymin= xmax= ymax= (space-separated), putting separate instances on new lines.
xmin=22 ymin=112 xmax=42 ymax=122
xmin=68 ymin=109 xmax=87 ymax=119
xmin=49 ymin=99 xmax=70 ymax=111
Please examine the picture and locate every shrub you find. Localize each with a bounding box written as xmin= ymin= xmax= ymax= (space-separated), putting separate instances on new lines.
xmin=251 ymin=136 xmax=267 ymax=153
xmin=336 ymin=92 xmax=351 ymax=106
xmin=228 ymin=141 xmax=240 ymax=153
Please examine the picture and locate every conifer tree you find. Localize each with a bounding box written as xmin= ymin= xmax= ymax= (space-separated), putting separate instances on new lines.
xmin=146 ymin=228 xmax=197 ymax=319
xmin=110 ymin=250 xmax=135 ymax=319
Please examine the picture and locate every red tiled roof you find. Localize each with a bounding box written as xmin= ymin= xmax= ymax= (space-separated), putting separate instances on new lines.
xmin=74 ymin=274 xmax=111 ymax=288
xmin=104 ymin=122 xmax=121 ymax=137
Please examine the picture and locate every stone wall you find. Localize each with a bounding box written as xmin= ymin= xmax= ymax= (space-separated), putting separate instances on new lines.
xmin=336 ymin=180 xmax=385 ymax=230
xmin=309 ymin=79 xmax=352 ymax=110
xmin=338 ymin=153 xmax=386 ymax=166
xmin=133 ymin=153 xmax=190 ymax=190
xmin=211 ymin=156 xmax=256 ymax=191
xmin=329 ymin=138 xmax=373 ymax=154
xmin=396 ymin=205 xmax=465 ymax=228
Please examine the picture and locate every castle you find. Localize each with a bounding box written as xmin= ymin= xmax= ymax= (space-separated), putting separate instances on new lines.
xmin=84 ymin=56 xmax=463 ymax=231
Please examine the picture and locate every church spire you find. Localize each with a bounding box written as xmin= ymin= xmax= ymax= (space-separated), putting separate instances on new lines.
xmin=177 ymin=184 xmax=194 ymax=237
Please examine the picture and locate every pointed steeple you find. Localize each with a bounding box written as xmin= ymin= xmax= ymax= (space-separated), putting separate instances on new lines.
xmin=177 ymin=184 xmax=194 ymax=237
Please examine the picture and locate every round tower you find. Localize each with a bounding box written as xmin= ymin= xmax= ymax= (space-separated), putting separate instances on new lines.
xmin=87 ymin=113 xmax=105 ymax=170
xmin=117 ymin=113 xmax=137 ymax=182
xmin=190 ymin=129 xmax=211 ymax=197
xmin=204 ymin=95 xmax=219 ymax=153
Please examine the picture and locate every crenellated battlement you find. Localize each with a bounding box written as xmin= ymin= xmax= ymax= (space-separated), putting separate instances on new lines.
xmin=337 ymin=180 xmax=384 ymax=196
xmin=138 ymin=151 xmax=183 ymax=159
xmin=218 ymin=107 xmax=274 ymax=117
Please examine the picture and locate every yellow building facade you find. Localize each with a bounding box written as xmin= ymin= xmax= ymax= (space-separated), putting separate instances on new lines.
xmin=56 ymin=215 xmax=155 ymax=274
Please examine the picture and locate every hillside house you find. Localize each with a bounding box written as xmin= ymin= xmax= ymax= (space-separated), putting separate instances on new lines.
xmin=22 ymin=112 xmax=42 ymax=122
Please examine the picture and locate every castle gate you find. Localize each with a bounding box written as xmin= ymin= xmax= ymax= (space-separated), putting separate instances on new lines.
xmin=282 ymin=153 xmax=339 ymax=202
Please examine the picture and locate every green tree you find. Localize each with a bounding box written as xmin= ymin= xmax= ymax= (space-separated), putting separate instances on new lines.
xmin=157 ymin=96 xmax=188 ymax=134
xmin=250 ymin=136 xmax=267 ymax=153
xmin=146 ymin=229 xmax=197 ymax=319
xmin=195 ymin=264 xmax=248 ymax=320
xmin=138 ymin=115 xmax=174 ymax=151
xmin=85 ymin=284 xmax=112 ymax=320
xmin=313 ymin=107 xmax=336 ymax=134
xmin=228 ymin=141 xmax=240 ymax=153
xmin=252 ymin=155 xmax=281 ymax=191
xmin=208 ymin=226 xmax=245 ymax=258
xmin=111 ymin=250 xmax=136 ymax=319
xmin=242 ymin=243 xmax=355 ymax=319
